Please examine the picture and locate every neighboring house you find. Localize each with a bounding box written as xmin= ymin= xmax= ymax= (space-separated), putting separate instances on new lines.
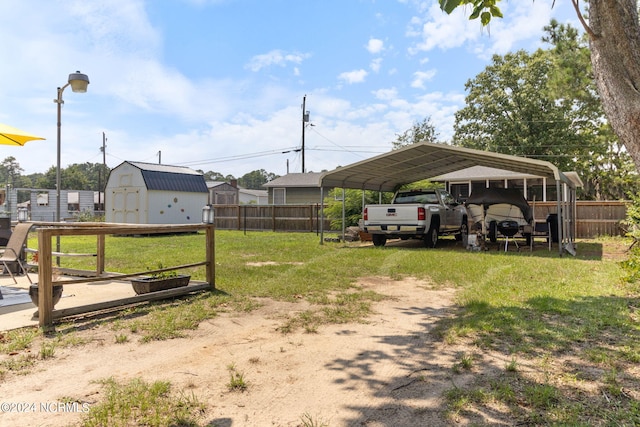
xmin=431 ymin=166 xmax=583 ymax=202
xmin=105 ymin=161 xmax=208 ymax=224
xmin=239 ymin=188 xmax=268 ymax=205
xmin=207 ymin=180 xmax=268 ymax=205
xmin=68 ymin=191 xmax=105 ymax=213
xmin=207 ymin=181 xmax=239 ymax=205
xmin=263 ymin=172 xmax=327 ymax=205
xmin=3 ymin=188 xmax=100 ymax=222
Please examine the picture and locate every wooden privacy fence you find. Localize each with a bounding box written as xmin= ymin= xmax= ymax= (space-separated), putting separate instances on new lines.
xmin=214 ymin=202 xmax=629 ymax=238
xmin=213 ymin=204 xmax=332 ymax=232
xmin=531 ymin=201 xmax=627 ymax=238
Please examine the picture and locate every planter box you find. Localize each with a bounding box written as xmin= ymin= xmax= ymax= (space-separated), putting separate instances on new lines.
xmin=131 ymin=274 xmax=190 ymax=295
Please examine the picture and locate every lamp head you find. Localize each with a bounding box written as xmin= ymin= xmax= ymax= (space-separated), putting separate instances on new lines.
xmin=202 ymin=204 xmax=215 ymax=224
xmin=68 ymin=71 xmax=90 ymax=93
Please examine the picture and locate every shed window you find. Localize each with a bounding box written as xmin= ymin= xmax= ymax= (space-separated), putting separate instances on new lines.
xmin=68 ymin=191 xmax=80 ymax=212
xmin=37 ymin=193 xmax=49 ymax=206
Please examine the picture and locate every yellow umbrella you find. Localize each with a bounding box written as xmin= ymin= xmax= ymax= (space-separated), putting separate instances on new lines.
xmin=0 ymin=123 xmax=45 ymax=146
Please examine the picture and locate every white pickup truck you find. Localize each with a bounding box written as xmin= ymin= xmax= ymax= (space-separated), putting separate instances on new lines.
xmin=362 ymin=189 xmax=468 ymax=247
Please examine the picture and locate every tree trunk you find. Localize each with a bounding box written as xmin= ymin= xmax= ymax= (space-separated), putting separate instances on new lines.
xmin=588 ymin=0 xmax=640 ymax=172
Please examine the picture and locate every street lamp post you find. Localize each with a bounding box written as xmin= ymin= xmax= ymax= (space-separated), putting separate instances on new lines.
xmin=54 ymin=71 xmax=89 ymax=255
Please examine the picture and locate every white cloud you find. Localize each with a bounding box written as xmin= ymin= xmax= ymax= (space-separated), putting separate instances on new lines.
xmin=245 ymin=50 xmax=311 ymax=72
xmin=338 ymin=69 xmax=369 ymax=84
xmin=372 ymin=88 xmax=398 ymax=101
xmin=407 ymin=3 xmax=481 ymax=54
xmin=411 ymin=70 xmax=437 ymax=89
xmin=370 ymin=58 xmax=383 ymax=73
xmin=477 ymin=1 xmax=556 ymax=55
xmin=407 ymin=0 xmax=559 ymax=58
xmin=366 ymin=38 xmax=385 ymax=54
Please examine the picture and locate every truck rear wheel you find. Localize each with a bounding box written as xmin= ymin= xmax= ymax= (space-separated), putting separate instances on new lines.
xmin=372 ymin=234 xmax=387 ymax=247
xmin=424 ymin=226 xmax=438 ymax=248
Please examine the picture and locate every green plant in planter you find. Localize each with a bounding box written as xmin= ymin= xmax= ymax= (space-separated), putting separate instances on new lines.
xmin=148 ymin=263 xmax=178 ymax=279
xmin=131 ymin=263 xmax=190 ymax=295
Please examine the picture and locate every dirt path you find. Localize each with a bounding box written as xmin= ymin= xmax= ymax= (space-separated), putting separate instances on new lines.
xmin=0 ymin=277 xmax=470 ymax=427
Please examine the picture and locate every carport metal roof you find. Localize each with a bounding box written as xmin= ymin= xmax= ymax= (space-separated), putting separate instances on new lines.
xmin=320 ymin=142 xmax=575 ymax=192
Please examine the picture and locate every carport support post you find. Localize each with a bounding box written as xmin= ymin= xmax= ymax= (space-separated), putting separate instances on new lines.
xmin=320 ymin=187 xmax=324 ymax=245
xmin=556 ymin=180 xmax=563 ymax=256
xmin=206 ymin=224 xmax=215 ymax=290
xmin=341 ymin=188 xmax=346 ymax=242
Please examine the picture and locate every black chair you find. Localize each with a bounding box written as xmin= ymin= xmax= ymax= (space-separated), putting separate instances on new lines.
xmin=497 ymin=220 xmax=520 ymax=252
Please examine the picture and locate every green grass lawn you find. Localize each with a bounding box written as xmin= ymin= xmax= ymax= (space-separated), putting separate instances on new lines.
xmin=8 ymin=230 xmax=640 ymax=425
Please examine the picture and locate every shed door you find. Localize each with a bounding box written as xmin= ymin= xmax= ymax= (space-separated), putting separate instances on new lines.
xmin=111 ymin=188 xmax=140 ymax=223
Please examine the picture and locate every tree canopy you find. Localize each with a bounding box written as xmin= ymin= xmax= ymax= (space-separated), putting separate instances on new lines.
xmin=452 ymin=20 xmax=638 ymax=200
xmin=440 ymin=0 xmax=640 ymax=175
xmin=392 ymin=117 xmax=439 ymax=149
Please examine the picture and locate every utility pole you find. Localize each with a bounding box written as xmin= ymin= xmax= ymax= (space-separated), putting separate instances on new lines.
xmin=302 ymin=95 xmax=310 ymax=173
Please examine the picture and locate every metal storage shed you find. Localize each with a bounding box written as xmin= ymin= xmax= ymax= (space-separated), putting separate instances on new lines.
xmin=319 ymin=142 xmax=580 ymax=255
xmin=105 ymin=161 xmax=208 ymax=225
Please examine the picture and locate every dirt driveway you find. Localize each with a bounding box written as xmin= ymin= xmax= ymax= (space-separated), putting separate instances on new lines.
xmin=0 ymin=274 xmax=495 ymax=426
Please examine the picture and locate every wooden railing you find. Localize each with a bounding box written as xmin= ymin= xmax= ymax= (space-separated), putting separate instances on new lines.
xmin=31 ymin=222 xmax=215 ymax=330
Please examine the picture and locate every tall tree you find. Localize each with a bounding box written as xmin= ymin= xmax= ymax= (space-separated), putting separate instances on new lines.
xmin=35 ymin=163 xmax=108 ymax=191
xmin=238 ymin=169 xmax=279 ymax=189
xmin=392 ymin=117 xmax=439 ymax=149
xmin=440 ymin=0 xmax=640 ymax=174
xmin=0 ymin=157 xmax=24 ymax=187
xmin=197 ymin=170 xmax=235 ymax=182
xmin=452 ymin=23 xmax=638 ymax=200
xmin=453 ymin=49 xmax=580 ymax=171
xmin=542 ymin=20 xmax=639 ymax=199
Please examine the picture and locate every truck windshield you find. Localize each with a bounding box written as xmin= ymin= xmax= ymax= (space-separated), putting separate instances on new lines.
xmin=394 ymin=192 xmax=439 ymax=204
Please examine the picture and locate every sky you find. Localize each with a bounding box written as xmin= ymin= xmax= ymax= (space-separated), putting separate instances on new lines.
xmin=0 ymin=0 xmax=580 ymax=179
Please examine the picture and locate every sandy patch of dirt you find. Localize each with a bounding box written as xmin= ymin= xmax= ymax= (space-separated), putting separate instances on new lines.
xmin=1 ymin=276 xmax=494 ymax=426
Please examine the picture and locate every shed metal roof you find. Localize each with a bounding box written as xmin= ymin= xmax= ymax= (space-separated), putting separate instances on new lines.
xmin=320 ymin=142 xmax=577 ymax=192
xmin=127 ymin=161 xmax=208 ymax=193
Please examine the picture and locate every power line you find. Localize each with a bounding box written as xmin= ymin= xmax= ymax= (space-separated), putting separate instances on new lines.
xmin=176 ymin=146 xmax=300 ymax=168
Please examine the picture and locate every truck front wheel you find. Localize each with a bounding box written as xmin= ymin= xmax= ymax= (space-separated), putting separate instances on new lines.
xmin=424 ymin=226 xmax=438 ymax=248
xmin=372 ymin=234 xmax=387 ymax=247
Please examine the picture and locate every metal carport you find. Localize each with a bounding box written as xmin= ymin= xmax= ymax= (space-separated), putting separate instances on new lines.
xmin=319 ymin=142 xmax=580 ymax=255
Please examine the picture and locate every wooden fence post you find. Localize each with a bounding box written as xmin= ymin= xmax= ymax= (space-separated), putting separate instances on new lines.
xmin=206 ymin=224 xmax=216 ymax=291
xmin=272 ymin=205 xmax=276 ymax=232
xmin=96 ymin=234 xmax=105 ymax=275
xmin=37 ymin=228 xmax=54 ymax=331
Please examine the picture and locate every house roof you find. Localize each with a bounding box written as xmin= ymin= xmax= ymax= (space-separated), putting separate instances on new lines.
xmin=239 ymin=188 xmax=268 ymax=197
xmin=263 ymin=172 xmax=323 ymax=188
xmin=320 ymin=142 xmax=580 ymax=192
xmin=127 ymin=161 xmax=208 ymax=193
xmin=432 ymin=165 xmax=583 ymax=188
xmin=432 ymin=165 xmax=540 ymax=181
xmin=206 ymin=181 xmax=237 ymax=189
